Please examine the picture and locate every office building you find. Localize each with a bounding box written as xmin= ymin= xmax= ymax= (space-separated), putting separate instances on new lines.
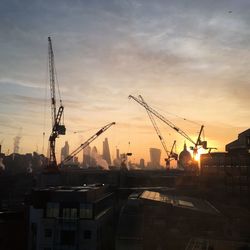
xmin=83 ymin=146 xmax=91 ymax=167
xmin=149 ymin=148 xmax=161 ymax=168
xmin=61 ymin=141 xmax=69 ymax=162
xmin=102 ymin=138 xmax=111 ymax=166
xmin=139 ymin=158 xmax=145 ymax=169
xmin=91 ymin=146 xmax=98 ymax=167
xmin=28 ymin=184 xmax=114 ymax=250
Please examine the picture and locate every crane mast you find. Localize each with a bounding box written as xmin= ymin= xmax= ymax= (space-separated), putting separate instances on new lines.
xmin=47 ymin=37 xmax=66 ymax=171
xmin=62 ymin=122 xmax=115 ymax=165
xmin=48 ymin=37 xmax=56 ymax=127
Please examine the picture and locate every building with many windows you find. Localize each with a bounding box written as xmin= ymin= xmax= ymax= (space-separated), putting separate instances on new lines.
xmin=28 ymin=184 xmax=114 ymax=250
xmin=200 ymin=129 xmax=250 ymax=193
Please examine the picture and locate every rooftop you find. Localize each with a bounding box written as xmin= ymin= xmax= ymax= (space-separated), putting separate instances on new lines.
xmin=30 ymin=184 xmax=111 ymax=207
xmin=132 ymin=190 xmax=220 ymax=215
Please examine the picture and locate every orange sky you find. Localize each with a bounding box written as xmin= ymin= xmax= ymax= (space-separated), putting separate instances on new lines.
xmin=0 ymin=1 xmax=249 ymax=165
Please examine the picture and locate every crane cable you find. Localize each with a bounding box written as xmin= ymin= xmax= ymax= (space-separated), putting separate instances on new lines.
xmin=156 ymin=106 xmax=202 ymax=126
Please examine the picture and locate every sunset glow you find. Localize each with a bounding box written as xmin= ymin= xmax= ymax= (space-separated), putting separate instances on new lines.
xmin=0 ymin=1 xmax=249 ymax=165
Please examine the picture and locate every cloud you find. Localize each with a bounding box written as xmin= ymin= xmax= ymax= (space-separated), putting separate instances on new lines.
xmin=0 ymin=0 xmax=250 ymax=155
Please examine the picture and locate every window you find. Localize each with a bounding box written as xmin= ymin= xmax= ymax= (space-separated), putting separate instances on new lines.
xmin=80 ymin=204 xmax=92 ymax=219
xmin=60 ymin=230 xmax=75 ymax=246
xmin=62 ymin=208 xmax=77 ymax=219
xmin=46 ymin=202 xmax=59 ymax=218
xmin=246 ymin=136 xmax=250 ymax=146
xmin=84 ymin=230 xmax=92 ymax=239
xmin=44 ymin=229 xmax=52 ymax=238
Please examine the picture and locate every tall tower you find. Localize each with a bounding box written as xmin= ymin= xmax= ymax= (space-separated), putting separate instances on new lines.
xmin=102 ymin=138 xmax=111 ymax=165
xmin=61 ymin=141 xmax=69 ymax=162
xmin=13 ymin=135 xmax=21 ymax=154
xmin=139 ymin=158 xmax=145 ymax=169
xmin=116 ymin=148 xmax=120 ymax=160
xmin=83 ymin=146 xmax=91 ymax=167
xmin=149 ymin=148 xmax=161 ymax=168
xmin=91 ymin=146 xmax=98 ymax=167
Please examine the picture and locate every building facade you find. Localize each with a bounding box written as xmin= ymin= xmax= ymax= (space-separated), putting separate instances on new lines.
xmin=200 ymin=129 xmax=250 ymax=193
xmin=28 ymin=184 xmax=114 ymax=250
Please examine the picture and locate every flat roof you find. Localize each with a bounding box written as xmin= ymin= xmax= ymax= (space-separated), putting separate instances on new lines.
xmin=138 ymin=190 xmax=220 ymax=215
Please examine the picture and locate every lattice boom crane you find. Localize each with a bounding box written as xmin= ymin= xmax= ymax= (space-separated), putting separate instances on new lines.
xmin=47 ymin=37 xmax=66 ymax=171
xmin=128 ymin=95 xmax=205 ymax=158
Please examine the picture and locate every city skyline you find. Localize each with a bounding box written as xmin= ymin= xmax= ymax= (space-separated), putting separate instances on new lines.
xmin=0 ymin=0 xmax=250 ymax=164
xmin=60 ymin=138 xmax=164 ymax=167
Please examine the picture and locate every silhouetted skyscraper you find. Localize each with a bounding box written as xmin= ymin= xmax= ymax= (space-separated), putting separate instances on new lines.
xmin=61 ymin=141 xmax=69 ymax=162
xmin=116 ymin=148 xmax=120 ymax=160
xmin=103 ymin=138 xmax=111 ymax=165
xmin=13 ymin=135 xmax=21 ymax=154
xmin=149 ymin=148 xmax=161 ymax=168
xmin=91 ymin=146 xmax=98 ymax=167
xmin=139 ymin=158 xmax=145 ymax=169
xmin=83 ymin=145 xmax=91 ymax=167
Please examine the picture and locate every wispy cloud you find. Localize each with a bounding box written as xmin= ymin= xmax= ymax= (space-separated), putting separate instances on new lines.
xmin=0 ymin=0 xmax=250 ymax=156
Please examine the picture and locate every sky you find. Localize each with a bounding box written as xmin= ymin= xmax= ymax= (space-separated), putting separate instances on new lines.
xmin=0 ymin=0 xmax=250 ymax=165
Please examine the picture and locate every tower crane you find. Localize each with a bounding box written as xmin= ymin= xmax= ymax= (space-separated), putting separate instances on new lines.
xmin=61 ymin=122 xmax=115 ymax=165
xmin=47 ymin=37 xmax=66 ymax=171
xmin=128 ymin=95 xmax=205 ymax=159
xmin=138 ymin=95 xmax=177 ymax=168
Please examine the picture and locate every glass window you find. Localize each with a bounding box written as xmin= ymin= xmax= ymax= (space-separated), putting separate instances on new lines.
xmin=46 ymin=202 xmax=59 ymax=218
xmin=62 ymin=208 xmax=78 ymax=219
xmin=80 ymin=204 xmax=93 ymax=219
xmin=246 ymin=136 xmax=250 ymax=146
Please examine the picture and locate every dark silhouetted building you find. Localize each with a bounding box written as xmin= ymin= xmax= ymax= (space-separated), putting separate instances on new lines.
xmin=102 ymin=138 xmax=111 ymax=166
xmin=61 ymin=141 xmax=69 ymax=162
xmin=149 ymin=148 xmax=161 ymax=169
xmin=83 ymin=146 xmax=91 ymax=167
xmin=28 ymin=184 xmax=114 ymax=250
xmin=226 ymin=129 xmax=250 ymax=154
xmin=178 ymin=143 xmax=192 ymax=169
xmin=200 ymin=129 xmax=250 ymax=193
xmin=139 ymin=158 xmax=145 ymax=169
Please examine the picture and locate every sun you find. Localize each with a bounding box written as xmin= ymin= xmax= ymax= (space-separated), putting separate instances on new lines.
xmin=194 ymin=147 xmax=206 ymax=161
